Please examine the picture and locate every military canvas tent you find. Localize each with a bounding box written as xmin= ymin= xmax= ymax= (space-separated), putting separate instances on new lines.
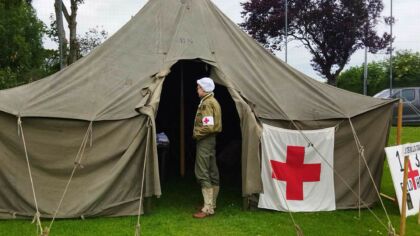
xmin=0 ymin=0 xmax=395 ymax=219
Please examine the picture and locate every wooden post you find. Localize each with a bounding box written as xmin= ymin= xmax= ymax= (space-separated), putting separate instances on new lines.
xmin=397 ymin=99 xmax=403 ymax=145
xmin=399 ymin=155 xmax=409 ymax=236
xmin=180 ymin=63 xmax=185 ymax=177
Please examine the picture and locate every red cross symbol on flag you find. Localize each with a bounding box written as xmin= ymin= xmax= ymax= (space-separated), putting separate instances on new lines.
xmin=270 ymin=146 xmax=321 ymax=200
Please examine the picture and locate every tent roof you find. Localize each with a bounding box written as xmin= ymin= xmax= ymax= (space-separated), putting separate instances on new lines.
xmin=0 ymin=0 xmax=394 ymax=121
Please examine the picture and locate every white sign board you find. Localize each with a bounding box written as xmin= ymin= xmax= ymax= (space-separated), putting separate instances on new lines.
xmin=385 ymin=143 xmax=420 ymax=217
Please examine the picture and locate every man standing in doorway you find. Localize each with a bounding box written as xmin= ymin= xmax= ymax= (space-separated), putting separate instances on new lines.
xmin=193 ymin=77 xmax=222 ymax=219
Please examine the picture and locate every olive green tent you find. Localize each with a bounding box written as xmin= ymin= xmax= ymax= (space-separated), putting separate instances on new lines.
xmin=0 ymin=0 xmax=395 ymax=219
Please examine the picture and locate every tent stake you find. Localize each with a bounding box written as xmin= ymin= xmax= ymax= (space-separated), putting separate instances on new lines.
xmin=380 ymin=193 xmax=396 ymax=203
xmin=180 ymin=62 xmax=185 ymax=177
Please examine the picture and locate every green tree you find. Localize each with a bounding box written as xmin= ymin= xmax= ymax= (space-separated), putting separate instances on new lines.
xmin=390 ymin=50 xmax=420 ymax=87
xmin=366 ymin=62 xmax=388 ymax=94
xmin=338 ymin=62 xmax=387 ymax=96
xmin=338 ymin=50 xmax=420 ymax=95
xmin=337 ymin=66 xmax=364 ymax=94
xmin=0 ymin=0 xmax=46 ymax=89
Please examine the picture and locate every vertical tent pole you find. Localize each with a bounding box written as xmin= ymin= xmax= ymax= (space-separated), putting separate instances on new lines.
xmin=284 ymin=0 xmax=288 ymax=63
xmin=363 ymin=11 xmax=369 ymax=96
xmin=363 ymin=47 xmax=368 ymax=95
xmin=389 ymin=0 xmax=394 ymax=93
xmin=180 ymin=62 xmax=185 ymax=177
xmin=399 ymin=155 xmax=409 ymax=236
xmin=397 ymin=99 xmax=403 ymax=145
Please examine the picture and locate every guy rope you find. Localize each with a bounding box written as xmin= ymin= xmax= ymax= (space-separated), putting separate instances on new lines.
xmin=17 ymin=117 xmax=44 ymax=235
xmin=43 ymin=121 xmax=93 ymax=236
xmin=134 ymin=118 xmax=152 ymax=236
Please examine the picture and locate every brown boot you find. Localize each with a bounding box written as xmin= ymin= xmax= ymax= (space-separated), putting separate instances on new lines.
xmin=193 ymin=188 xmax=214 ymax=219
xmin=193 ymin=210 xmax=211 ymax=219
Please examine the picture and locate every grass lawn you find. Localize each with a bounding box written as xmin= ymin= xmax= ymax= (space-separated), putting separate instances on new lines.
xmin=1 ymin=127 xmax=419 ymax=236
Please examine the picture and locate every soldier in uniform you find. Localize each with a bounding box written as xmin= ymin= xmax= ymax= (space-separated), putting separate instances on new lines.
xmin=192 ymin=77 xmax=222 ymax=218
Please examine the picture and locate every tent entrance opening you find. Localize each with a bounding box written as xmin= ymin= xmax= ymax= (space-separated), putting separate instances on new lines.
xmin=155 ymin=60 xmax=242 ymax=190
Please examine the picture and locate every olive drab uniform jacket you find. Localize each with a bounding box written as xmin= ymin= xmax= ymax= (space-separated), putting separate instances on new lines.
xmin=193 ymin=93 xmax=222 ymax=140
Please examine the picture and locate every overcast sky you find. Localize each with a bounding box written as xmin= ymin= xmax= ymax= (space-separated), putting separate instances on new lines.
xmin=32 ymin=0 xmax=420 ymax=80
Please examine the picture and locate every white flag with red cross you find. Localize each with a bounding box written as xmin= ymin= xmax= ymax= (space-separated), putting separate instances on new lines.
xmin=258 ymin=124 xmax=336 ymax=212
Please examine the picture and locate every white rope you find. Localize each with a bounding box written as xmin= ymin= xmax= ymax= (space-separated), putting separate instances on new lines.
xmin=47 ymin=121 xmax=93 ymax=234
xmin=287 ymin=119 xmax=390 ymax=231
xmin=17 ymin=117 xmax=43 ymax=233
xmin=135 ymin=122 xmax=151 ymax=236
xmin=89 ymin=124 xmax=93 ymax=147
xmin=388 ymin=221 xmax=397 ymax=236
xmin=348 ymin=118 xmax=393 ymax=225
